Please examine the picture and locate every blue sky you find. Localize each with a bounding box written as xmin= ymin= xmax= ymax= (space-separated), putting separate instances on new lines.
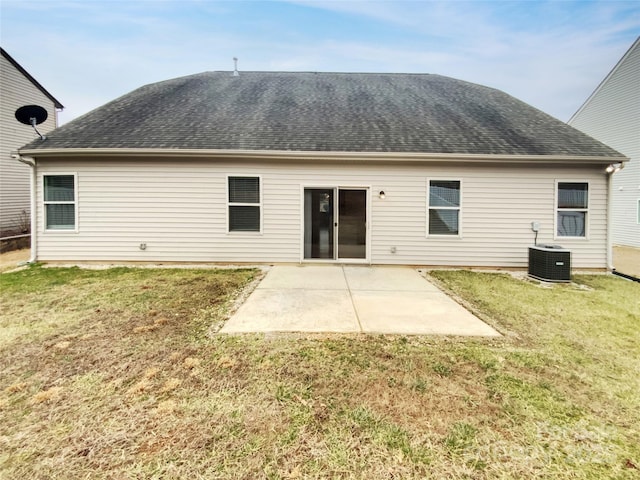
xmin=1 ymin=1 xmax=638 ymax=124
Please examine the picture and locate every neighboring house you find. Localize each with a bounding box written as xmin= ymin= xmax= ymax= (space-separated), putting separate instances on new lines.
xmin=568 ymin=37 xmax=640 ymax=277
xmin=16 ymin=71 xmax=627 ymax=268
xmin=0 ymin=47 xmax=63 ymax=236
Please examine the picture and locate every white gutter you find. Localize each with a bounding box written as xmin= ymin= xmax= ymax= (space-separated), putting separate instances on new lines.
xmin=16 ymin=147 xmax=629 ymax=166
xmin=606 ymin=162 xmax=625 ymax=271
xmin=13 ymin=153 xmax=37 ymax=263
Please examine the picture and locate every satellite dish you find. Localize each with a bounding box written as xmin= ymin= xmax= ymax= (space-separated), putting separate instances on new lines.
xmin=15 ymin=105 xmax=48 ymax=140
xmin=15 ymin=105 xmax=48 ymax=125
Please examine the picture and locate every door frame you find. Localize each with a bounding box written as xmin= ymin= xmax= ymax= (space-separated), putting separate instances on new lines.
xmin=299 ymin=184 xmax=371 ymax=264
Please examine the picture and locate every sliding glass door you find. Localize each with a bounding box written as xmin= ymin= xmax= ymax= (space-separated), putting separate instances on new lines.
xmin=304 ymin=188 xmax=367 ymax=261
xmin=337 ymin=189 xmax=366 ymax=259
xmin=304 ymin=189 xmax=334 ymax=259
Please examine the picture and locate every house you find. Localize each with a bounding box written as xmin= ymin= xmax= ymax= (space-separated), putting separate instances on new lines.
xmin=0 ymin=47 xmax=63 ymax=240
xmin=15 ymin=71 xmax=627 ymax=268
xmin=569 ymin=37 xmax=640 ymax=278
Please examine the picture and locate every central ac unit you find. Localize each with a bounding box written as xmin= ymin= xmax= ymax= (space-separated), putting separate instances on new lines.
xmin=528 ymin=245 xmax=571 ymax=282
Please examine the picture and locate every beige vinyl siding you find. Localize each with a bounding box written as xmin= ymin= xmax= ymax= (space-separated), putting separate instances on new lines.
xmin=35 ymin=158 xmax=608 ymax=268
xmin=0 ymin=54 xmax=58 ymax=233
xmin=569 ymin=39 xmax=640 ymax=248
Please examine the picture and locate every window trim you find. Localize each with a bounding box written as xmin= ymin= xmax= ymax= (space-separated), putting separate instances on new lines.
xmin=226 ymin=174 xmax=263 ymax=234
xmin=43 ymin=173 xmax=78 ymax=233
xmin=426 ymin=178 xmax=462 ymax=238
xmin=554 ymin=180 xmax=590 ymax=240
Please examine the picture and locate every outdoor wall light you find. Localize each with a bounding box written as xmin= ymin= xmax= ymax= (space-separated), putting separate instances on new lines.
xmin=379 ymin=190 xmax=386 ymax=199
xmin=605 ymin=163 xmax=623 ymax=174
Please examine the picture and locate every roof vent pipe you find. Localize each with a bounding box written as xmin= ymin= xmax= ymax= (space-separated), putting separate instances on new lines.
xmin=233 ymin=57 xmax=239 ymax=77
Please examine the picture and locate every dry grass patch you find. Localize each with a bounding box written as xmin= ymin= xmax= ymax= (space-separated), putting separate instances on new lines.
xmin=1 ymin=266 xmax=639 ymax=479
xmin=4 ymin=382 xmax=29 ymax=394
xmin=30 ymin=386 xmax=63 ymax=404
xmin=159 ymin=378 xmax=182 ymax=393
xmin=182 ymin=357 xmax=201 ymax=369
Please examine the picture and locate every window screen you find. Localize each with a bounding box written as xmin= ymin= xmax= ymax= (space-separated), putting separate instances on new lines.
xmin=557 ymin=182 xmax=588 ymax=237
xmin=428 ymin=180 xmax=460 ymax=235
xmin=229 ymin=177 xmax=260 ymax=204
xmin=228 ymin=176 xmax=260 ymax=232
xmin=44 ymin=175 xmax=76 ymax=230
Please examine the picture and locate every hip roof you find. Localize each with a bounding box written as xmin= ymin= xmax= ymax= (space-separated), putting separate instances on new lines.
xmin=22 ymin=71 xmax=624 ymax=158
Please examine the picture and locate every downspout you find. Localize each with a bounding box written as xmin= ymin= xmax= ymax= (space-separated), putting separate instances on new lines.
xmin=606 ymin=163 xmax=625 ymax=272
xmin=13 ymin=153 xmax=37 ymax=263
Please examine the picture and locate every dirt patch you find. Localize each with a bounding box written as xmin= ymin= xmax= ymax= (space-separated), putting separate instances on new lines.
xmin=0 ymin=248 xmax=29 ymax=272
xmin=613 ymin=245 xmax=640 ymax=279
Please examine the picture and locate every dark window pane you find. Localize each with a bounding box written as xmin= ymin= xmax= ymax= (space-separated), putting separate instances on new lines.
xmin=229 ymin=177 xmax=259 ymax=203
xmin=557 ymin=211 xmax=586 ymax=237
xmin=338 ymin=189 xmax=366 ymax=259
xmin=558 ymin=183 xmax=588 ymax=209
xmin=429 ymin=209 xmax=459 ymax=235
xmin=45 ymin=175 xmax=74 ymax=201
xmin=229 ymin=206 xmax=260 ymax=231
xmin=46 ymin=204 xmax=75 ymax=229
xmin=430 ymin=181 xmax=460 ymax=207
xmin=304 ymin=189 xmax=334 ymax=259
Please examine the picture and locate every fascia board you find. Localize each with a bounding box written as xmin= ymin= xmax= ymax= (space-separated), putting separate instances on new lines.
xmin=17 ymin=148 xmax=629 ymax=165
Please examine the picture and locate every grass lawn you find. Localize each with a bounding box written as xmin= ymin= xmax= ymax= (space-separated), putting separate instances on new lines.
xmin=1 ymin=265 xmax=639 ymax=479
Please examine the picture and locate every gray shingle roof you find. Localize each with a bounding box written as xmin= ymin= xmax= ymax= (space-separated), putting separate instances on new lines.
xmin=22 ymin=71 xmax=624 ymax=157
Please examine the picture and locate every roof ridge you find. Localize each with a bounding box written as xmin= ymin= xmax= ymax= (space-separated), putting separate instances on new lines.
xmin=205 ymin=71 xmax=437 ymax=75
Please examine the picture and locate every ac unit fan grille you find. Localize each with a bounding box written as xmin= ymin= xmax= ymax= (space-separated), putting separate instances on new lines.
xmin=528 ymin=246 xmax=571 ymax=282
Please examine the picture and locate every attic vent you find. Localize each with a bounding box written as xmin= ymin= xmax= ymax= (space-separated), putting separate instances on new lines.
xmin=233 ymin=57 xmax=239 ymax=77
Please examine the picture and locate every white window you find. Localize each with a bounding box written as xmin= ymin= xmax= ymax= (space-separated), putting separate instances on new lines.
xmin=556 ymin=182 xmax=588 ymax=237
xmin=428 ymin=180 xmax=461 ymax=236
xmin=44 ymin=174 xmax=77 ymax=231
xmin=228 ymin=176 xmax=261 ymax=232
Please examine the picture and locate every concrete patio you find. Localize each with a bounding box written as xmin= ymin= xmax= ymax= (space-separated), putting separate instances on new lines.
xmin=220 ymin=265 xmax=501 ymax=336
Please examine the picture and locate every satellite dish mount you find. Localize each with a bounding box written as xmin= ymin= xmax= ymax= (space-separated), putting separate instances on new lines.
xmin=15 ymin=105 xmax=49 ymax=140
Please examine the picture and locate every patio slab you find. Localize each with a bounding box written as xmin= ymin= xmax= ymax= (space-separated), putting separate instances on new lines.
xmin=220 ymin=288 xmax=360 ymax=333
xmin=352 ymin=290 xmax=500 ymax=336
xmin=220 ymin=265 xmax=500 ymax=337
xmin=257 ymin=265 xmax=349 ymax=290
xmin=343 ymin=265 xmax=440 ymax=292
